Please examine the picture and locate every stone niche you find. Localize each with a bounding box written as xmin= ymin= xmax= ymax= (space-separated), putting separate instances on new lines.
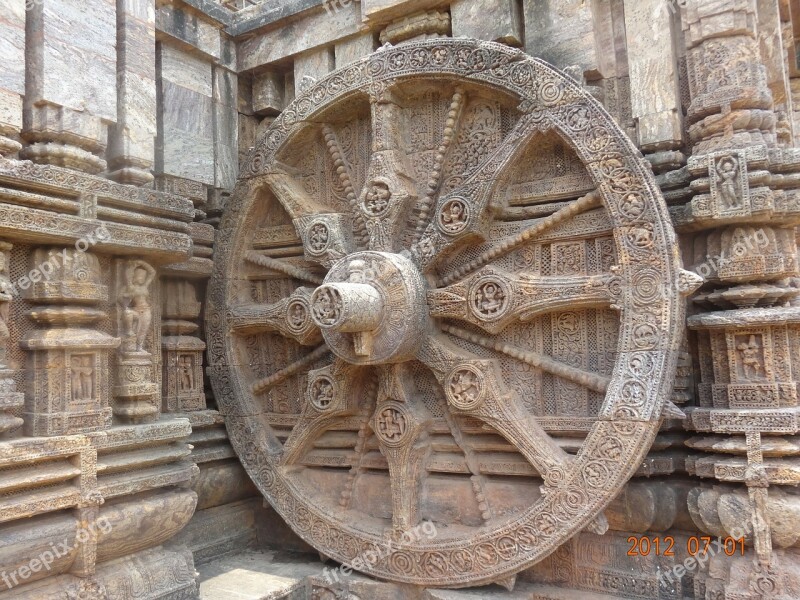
xmin=162 ymin=279 xmax=206 ymax=412
xmin=694 ymin=309 xmax=800 ymax=411
xmin=113 ymin=258 xmax=161 ymax=423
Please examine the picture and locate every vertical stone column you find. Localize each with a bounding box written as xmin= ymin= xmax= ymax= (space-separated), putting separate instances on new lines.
xmin=22 ymin=0 xmax=118 ymax=174
xmin=161 ymin=279 xmax=205 ymax=413
xmin=107 ymin=0 xmax=157 ymax=185
xmin=623 ymin=0 xmax=684 ymax=158
xmin=0 ymin=243 xmax=23 ymax=438
xmin=0 ymin=0 xmax=25 ymax=156
xmin=678 ymin=0 xmax=800 ymax=595
xmin=213 ymin=65 xmax=238 ymax=191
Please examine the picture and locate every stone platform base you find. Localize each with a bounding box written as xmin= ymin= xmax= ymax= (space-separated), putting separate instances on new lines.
xmin=197 ymin=551 xmax=624 ymax=600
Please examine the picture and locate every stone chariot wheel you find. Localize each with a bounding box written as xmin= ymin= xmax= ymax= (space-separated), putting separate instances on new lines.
xmin=207 ymin=38 xmax=697 ymax=588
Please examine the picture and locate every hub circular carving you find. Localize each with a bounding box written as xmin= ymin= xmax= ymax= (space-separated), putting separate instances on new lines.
xmin=208 ymin=38 xmax=688 ymax=588
xmin=312 ymin=252 xmax=428 ymax=365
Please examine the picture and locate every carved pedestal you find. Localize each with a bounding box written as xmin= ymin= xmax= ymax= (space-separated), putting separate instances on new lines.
xmin=20 ymin=249 xmax=119 ymax=436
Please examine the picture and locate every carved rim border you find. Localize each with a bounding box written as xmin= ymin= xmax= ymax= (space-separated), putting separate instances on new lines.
xmin=207 ymin=38 xmax=686 ymax=587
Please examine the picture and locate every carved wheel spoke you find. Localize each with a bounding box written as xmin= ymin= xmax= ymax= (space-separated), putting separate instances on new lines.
xmin=281 ymin=359 xmax=365 ymax=466
xmin=429 ymin=267 xmax=621 ymax=335
xmin=410 ymin=112 xmax=543 ymax=270
xmin=229 ymin=287 xmax=321 ymax=345
xmin=209 ymin=39 xmax=689 ymax=588
xmin=357 ymin=85 xmax=419 ymax=252
xmin=371 ymin=364 xmax=434 ymax=532
xmin=418 ymin=335 xmax=570 ymax=476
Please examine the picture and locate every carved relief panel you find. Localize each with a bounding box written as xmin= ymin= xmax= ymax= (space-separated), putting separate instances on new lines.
xmin=207 ymin=39 xmax=694 ymax=588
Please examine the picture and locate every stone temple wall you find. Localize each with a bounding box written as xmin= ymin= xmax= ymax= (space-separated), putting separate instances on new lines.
xmin=0 ymin=0 xmax=799 ymax=599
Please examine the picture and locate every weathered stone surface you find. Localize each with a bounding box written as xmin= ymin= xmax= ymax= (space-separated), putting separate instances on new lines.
xmin=361 ymin=0 xmax=447 ymax=22
xmin=523 ymin=0 xmax=599 ymax=78
xmin=156 ymin=2 xmax=222 ymax=60
xmin=198 ymin=549 xmax=324 ymax=599
xmin=451 ymin=0 xmax=523 ymax=46
xmin=624 ymin=0 xmax=684 ymax=152
xmin=252 ymin=70 xmax=284 ymax=116
xmin=335 ymin=33 xmax=377 ymax=69
xmin=26 ymin=0 xmax=117 ymax=120
xmin=238 ymin=1 xmax=363 ymax=71
xmin=0 ymin=0 xmax=25 ymax=154
xmin=170 ymin=498 xmax=259 ymax=565
xmin=157 ymin=46 xmax=215 ymax=186
xmin=108 ymin=0 xmax=158 ymax=185
xmin=294 ymin=47 xmax=335 ymax=94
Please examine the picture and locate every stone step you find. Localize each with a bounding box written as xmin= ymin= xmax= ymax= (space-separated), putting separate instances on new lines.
xmin=426 ymin=583 xmax=627 ymax=599
xmin=198 ymin=550 xmax=325 ymax=600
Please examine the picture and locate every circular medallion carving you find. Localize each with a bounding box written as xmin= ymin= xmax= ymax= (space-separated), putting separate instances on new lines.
xmin=437 ymin=198 xmax=470 ymax=235
xmin=363 ymin=180 xmax=392 ymax=216
xmin=310 ymin=376 xmax=336 ymax=411
xmin=308 ymin=222 xmax=331 ymax=255
xmin=287 ymin=300 xmax=310 ymax=333
xmin=446 ymin=365 xmax=485 ymax=410
xmin=208 ymin=38 xmax=685 ymax=588
xmin=375 ymin=405 xmax=410 ymax=446
xmin=470 ymin=277 xmax=510 ymax=321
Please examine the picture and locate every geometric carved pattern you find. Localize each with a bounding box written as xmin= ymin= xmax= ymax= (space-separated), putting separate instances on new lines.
xmin=207 ymin=38 xmax=690 ymax=588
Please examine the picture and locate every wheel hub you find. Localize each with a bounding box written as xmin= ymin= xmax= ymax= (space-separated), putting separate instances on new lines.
xmin=311 ymin=251 xmax=429 ymax=365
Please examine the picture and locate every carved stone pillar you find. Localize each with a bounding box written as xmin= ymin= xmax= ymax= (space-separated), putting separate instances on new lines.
xmin=113 ymin=258 xmax=160 ymax=424
xmin=22 ymin=0 xmax=118 ymax=174
xmin=0 ymin=0 xmax=25 ymax=157
xmin=20 ymin=248 xmax=119 ymax=436
xmin=107 ymin=0 xmax=157 ymax=185
xmin=0 ymin=242 xmax=23 ymax=438
xmin=679 ymin=0 xmax=800 ymax=595
xmin=161 ymin=279 xmax=206 ymax=412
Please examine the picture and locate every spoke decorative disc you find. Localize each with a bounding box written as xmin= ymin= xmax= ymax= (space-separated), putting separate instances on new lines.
xmin=207 ymin=38 xmax=695 ymax=588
